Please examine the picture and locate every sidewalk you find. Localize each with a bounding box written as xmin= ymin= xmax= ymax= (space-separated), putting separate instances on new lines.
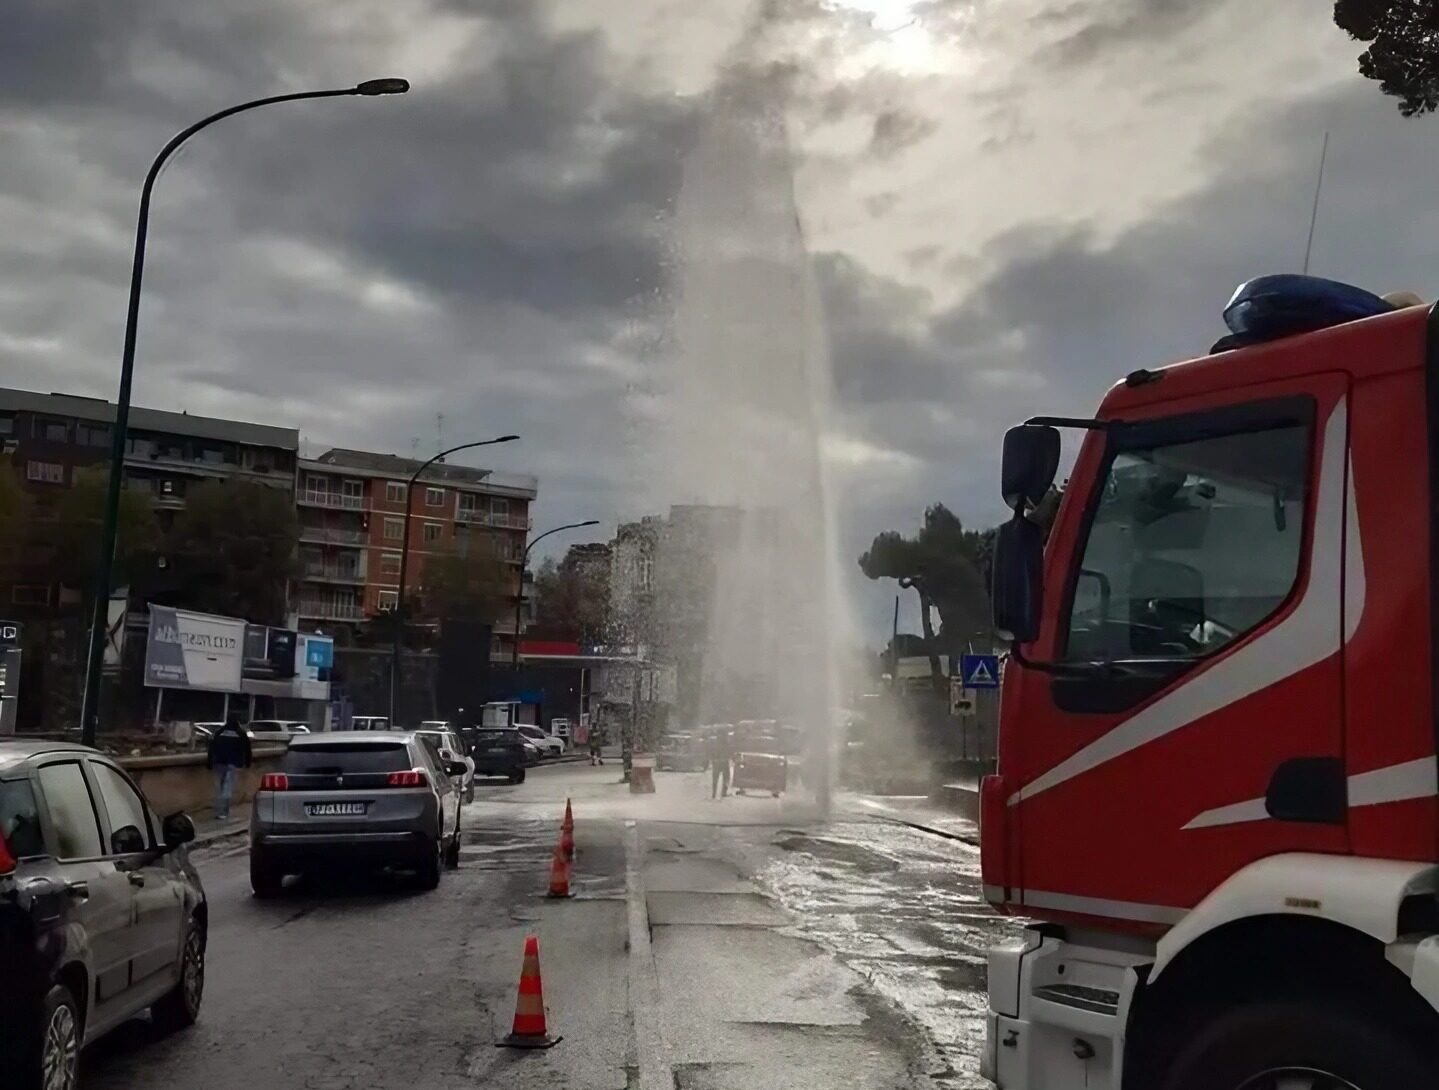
xmin=189 ymin=802 xmax=251 ymax=847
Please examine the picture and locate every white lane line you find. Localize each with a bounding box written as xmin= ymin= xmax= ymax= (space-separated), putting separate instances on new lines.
xmin=626 ymin=820 xmax=672 ymax=1090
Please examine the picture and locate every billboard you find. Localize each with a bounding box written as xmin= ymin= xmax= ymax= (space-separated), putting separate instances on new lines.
xmin=144 ymin=606 xmax=245 ymax=692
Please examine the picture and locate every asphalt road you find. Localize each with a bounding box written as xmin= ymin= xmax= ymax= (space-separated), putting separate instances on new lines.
xmin=79 ymin=762 xmax=1014 ymax=1090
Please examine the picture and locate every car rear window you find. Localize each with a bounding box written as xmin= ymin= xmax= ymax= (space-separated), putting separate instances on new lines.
xmin=0 ymin=779 xmax=44 ymax=858
xmin=281 ymin=744 xmax=411 ymax=774
xmin=473 ymin=730 xmax=520 ymax=745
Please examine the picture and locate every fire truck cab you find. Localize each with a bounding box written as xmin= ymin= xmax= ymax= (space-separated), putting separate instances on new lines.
xmin=982 ymin=276 xmax=1439 ymax=1089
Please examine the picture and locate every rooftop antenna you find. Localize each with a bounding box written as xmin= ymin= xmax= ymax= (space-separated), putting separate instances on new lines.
xmin=1302 ymin=130 xmax=1330 ymax=276
xmin=411 ymin=437 xmax=419 ymax=458
xmin=436 ymin=412 xmax=444 ymax=455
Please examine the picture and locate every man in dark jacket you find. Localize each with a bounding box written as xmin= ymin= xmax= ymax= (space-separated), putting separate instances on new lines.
xmin=708 ymin=727 xmax=733 ymax=799
xmin=206 ymin=715 xmax=252 ymax=822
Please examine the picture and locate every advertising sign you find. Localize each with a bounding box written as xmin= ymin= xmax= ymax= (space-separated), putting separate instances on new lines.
xmin=297 ymin=633 xmax=334 ymax=682
xmin=144 ymin=606 xmax=245 ymax=692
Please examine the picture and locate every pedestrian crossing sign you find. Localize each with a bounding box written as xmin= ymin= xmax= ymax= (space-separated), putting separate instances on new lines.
xmin=961 ymin=653 xmax=1000 ymax=689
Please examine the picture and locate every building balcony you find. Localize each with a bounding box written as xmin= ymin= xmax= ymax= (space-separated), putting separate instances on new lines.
xmin=298 ymin=488 xmax=366 ymax=510
xmin=455 ymin=508 xmax=532 ymax=530
xmin=301 ymin=561 xmax=366 ymax=585
xmin=299 ymin=525 xmax=365 ymax=546
xmin=297 ymin=598 xmax=364 ymax=621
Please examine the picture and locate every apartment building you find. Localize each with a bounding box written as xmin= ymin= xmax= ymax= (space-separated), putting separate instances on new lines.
xmin=293 ymin=448 xmax=537 ymax=657
xmin=0 ymin=386 xmax=298 ymax=607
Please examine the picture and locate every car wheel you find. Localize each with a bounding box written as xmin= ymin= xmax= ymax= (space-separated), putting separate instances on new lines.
xmin=1157 ymin=998 xmax=1435 ymax=1090
xmin=19 ymin=983 xmax=82 ymax=1090
xmin=152 ymin=920 xmax=205 ymax=1032
xmin=416 ymin=838 xmax=442 ymax=890
xmin=250 ymin=851 xmax=284 ymax=898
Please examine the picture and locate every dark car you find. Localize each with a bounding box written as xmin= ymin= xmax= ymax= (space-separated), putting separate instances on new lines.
xmin=249 ymin=732 xmax=466 ymax=896
xmin=465 ymin=728 xmax=529 ymax=784
xmin=656 ymin=732 xmax=707 ymax=772
xmin=0 ymin=740 xmax=204 ymax=1090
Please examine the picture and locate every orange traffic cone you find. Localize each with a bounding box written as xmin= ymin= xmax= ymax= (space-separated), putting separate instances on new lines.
xmin=547 ymin=841 xmax=573 ymax=899
xmin=560 ymin=799 xmax=576 ymax=861
xmin=562 ymin=798 xmax=574 ymax=832
xmin=498 ymin=935 xmax=561 ymax=1048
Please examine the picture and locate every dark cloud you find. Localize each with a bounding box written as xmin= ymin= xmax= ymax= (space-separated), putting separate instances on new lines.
xmin=1043 ymin=0 xmax=1225 ymax=66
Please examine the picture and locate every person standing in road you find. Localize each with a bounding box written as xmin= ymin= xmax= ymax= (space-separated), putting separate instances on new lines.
xmin=207 ymin=715 xmax=252 ymax=822
xmin=709 ymin=727 xmax=732 ymax=799
xmin=588 ymin=727 xmax=605 ymax=766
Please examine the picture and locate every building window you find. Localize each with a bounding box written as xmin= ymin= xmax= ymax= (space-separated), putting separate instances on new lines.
xmin=423 ymin=522 xmax=443 ymax=545
xmin=377 ymin=590 xmax=399 ymax=612
xmin=383 ymin=518 xmax=405 ymax=542
xmin=425 ymin=487 xmax=445 ymax=507
xmin=386 ymin=481 xmax=405 ymax=504
xmin=381 ymin=553 xmax=401 ymax=578
xmin=638 ymin=555 xmax=653 ymax=590
xmin=12 ymin=585 xmax=49 ymax=606
xmin=490 ymin=497 xmax=509 ymax=516
xmin=0 ymin=414 xmax=15 ymax=436
xmin=76 ymin=423 xmax=110 ymax=448
xmin=342 ymin=479 xmax=364 ymax=502
xmin=25 ymin=461 xmax=65 ymax=484
xmin=33 ymin=417 xmax=69 ymax=442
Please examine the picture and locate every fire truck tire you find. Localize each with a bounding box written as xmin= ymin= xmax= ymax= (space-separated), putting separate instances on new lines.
xmin=1156 ymin=998 xmax=1434 ymax=1090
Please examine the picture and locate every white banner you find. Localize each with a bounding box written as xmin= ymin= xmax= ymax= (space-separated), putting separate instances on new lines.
xmin=144 ymin=606 xmax=245 ymax=693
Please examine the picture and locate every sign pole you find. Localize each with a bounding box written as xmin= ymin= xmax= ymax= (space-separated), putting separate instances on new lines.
xmin=154 ymin=687 xmax=165 ymax=731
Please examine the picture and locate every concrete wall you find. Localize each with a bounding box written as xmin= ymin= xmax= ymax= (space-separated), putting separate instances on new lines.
xmin=118 ymin=746 xmax=287 ymax=817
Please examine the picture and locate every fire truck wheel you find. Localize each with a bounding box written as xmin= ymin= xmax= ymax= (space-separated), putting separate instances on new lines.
xmin=1156 ymin=998 xmax=1434 ymax=1090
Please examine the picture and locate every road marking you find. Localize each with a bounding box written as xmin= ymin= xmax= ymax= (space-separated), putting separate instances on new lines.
xmin=626 ymin=820 xmax=672 ymax=1090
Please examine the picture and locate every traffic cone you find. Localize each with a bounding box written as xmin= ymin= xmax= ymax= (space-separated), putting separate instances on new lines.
xmin=559 ymin=799 xmax=575 ymax=861
xmin=547 ymin=841 xmax=573 ymax=899
xmin=562 ymin=798 xmax=574 ymax=833
xmin=498 ymin=935 xmax=561 ymax=1048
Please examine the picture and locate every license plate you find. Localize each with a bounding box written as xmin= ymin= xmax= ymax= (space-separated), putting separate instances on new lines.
xmin=306 ymin=802 xmax=368 ymax=817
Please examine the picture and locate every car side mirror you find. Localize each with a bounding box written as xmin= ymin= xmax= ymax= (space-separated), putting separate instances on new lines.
xmin=162 ymin=812 xmax=196 ymax=849
xmin=993 ymin=512 xmax=1044 ymax=644
xmin=111 ymin=824 xmax=146 ymax=855
xmin=445 ymin=760 xmax=469 ymax=778
xmin=1001 ymin=424 xmax=1060 ymax=512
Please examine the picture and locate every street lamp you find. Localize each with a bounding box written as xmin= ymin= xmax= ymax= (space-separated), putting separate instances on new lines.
xmin=78 ymin=79 xmax=410 ymax=747
xmin=509 ymin=521 xmax=600 ymax=723
xmin=389 ymin=436 xmax=520 ymax=725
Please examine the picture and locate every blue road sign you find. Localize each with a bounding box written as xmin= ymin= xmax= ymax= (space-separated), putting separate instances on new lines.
xmin=960 ymin=653 xmax=1000 ymax=689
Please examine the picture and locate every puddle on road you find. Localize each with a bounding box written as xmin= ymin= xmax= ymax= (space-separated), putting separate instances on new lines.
xmin=748 ymin=819 xmax=1023 ymax=1088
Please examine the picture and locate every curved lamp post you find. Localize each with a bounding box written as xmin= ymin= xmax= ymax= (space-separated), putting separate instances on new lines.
xmin=508 ymin=521 xmax=600 ymax=723
xmin=77 ymin=80 xmax=410 ymax=746
xmin=388 ymin=436 xmax=520 ymax=724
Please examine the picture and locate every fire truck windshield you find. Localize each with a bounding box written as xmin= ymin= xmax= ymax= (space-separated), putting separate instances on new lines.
xmin=1062 ymin=420 xmax=1309 ymax=664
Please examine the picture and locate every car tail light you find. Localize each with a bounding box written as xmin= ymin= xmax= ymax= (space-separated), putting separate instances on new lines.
xmin=0 ymin=830 xmax=15 ymax=876
xmin=387 ymin=769 xmax=428 ymax=787
xmin=259 ymin=773 xmax=290 ymax=791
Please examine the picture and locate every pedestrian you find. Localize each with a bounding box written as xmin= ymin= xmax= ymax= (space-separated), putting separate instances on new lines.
xmin=207 ymin=714 xmax=252 ymax=823
xmin=708 ymin=727 xmax=732 ymax=799
xmin=589 ymin=726 xmax=605 ymax=766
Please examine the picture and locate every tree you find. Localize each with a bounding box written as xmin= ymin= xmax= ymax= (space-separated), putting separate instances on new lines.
xmin=45 ymin=467 xmax=161 ymax=594
xmin=1335 ymin=1 xmax=1439 ymax=115
xmin=859 ymin=504 xmax=991 ymax=688
xmin=419 ymin=549 xmax=509 ymax=623
xmin=533 ymin=553 xmax=610 ymax=644
xmin=164 ymin=480 xmax=297 ymax=623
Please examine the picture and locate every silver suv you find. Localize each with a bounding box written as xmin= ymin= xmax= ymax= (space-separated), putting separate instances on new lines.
xmin=248 ymin=732 xmax=465 ymax=897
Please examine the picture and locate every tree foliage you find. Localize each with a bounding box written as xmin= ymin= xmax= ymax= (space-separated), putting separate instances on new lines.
xmin=420 ymin=549 xmax=510 ymax=623
xmin=164 ymin=480 xmax=297 ymax=623
xmin=46 ymin=467 xmax=161 ymax=593
xmin=1335 ymin=1 xmax=1439 ymax=115
xmin=533 ymin=554 xmax=610 ymax=643
xmin=859 ymin=504 xmax=992 ymax=685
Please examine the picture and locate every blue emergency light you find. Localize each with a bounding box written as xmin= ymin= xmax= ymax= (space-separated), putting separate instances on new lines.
xmin=1222 ymin=274 xmax=1396 ymax=346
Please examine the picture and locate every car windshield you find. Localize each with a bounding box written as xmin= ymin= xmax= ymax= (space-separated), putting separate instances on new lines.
xmin=281 ymin=744 xmax=410 ymax=774
xmin=473 ymin=731 xmax=519 ymax=745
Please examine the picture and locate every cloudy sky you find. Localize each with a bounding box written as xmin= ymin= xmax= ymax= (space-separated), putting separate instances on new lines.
xmin=2 ymin=0 xmax=1432 ymax=640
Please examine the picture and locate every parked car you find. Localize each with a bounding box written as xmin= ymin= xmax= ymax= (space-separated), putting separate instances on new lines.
xmin=350 ymin=715 xmax=390 ymax=731
xmin=656 ymin=731 xmax=707 ymax=772
xmin=248 ymin=732 xmax=466 ymax=897
xmin=0 ymin=739 xmax=204 ymax=1090
xmin=415 ymin=724 xmax=475 ymax=802
xmin=516 ymin=724 xmax=564 ymax=759
xmin=466 ymin=728 xmax=529 ymax=784
xmin=244 ymin=720 xmax=311 ymax=743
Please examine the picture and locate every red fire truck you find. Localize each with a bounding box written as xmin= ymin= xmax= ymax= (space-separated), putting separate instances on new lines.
xmin=981 ymin=275 xmax=1439 ymax=1089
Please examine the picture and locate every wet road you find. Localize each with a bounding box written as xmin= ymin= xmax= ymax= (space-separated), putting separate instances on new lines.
xmin=80 ymin=762 xmax=1013 ymax=1090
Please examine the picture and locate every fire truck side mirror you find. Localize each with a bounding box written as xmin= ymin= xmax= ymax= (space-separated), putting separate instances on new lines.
xmin=1001 ymin=424 xmax=1060 ymax=512
xmin=993 ymin=513 xmax=1044 ymax=644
